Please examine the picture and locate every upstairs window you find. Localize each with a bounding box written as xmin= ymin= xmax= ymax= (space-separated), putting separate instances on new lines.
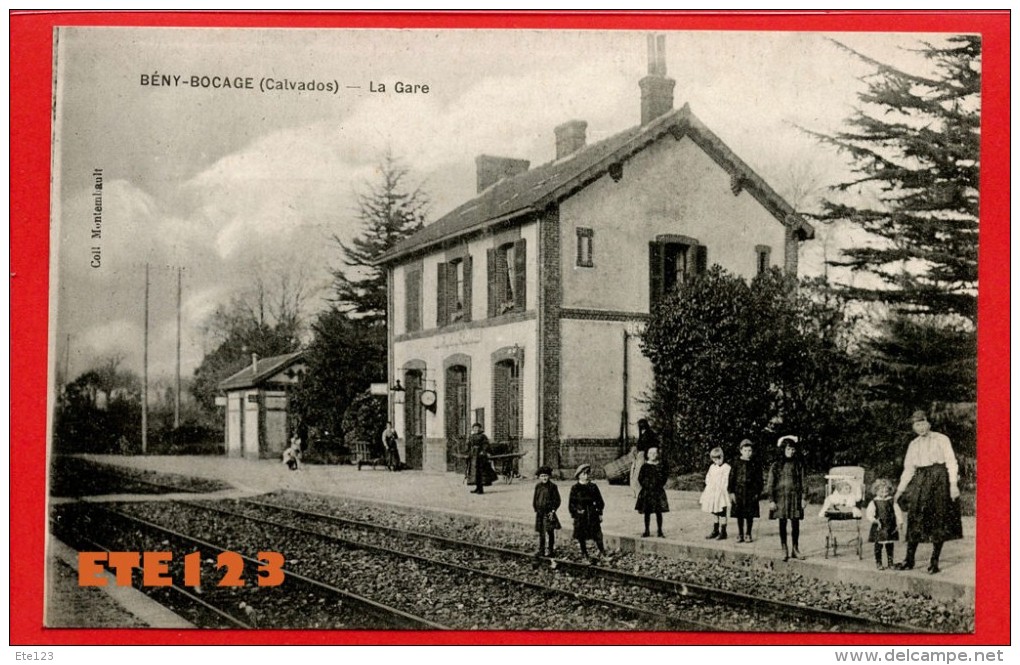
xmin=404 ymin=267 xmax=422 ymax=333
xmin=755 ymin=245 xmax=772 ymax=276
xmin=576 ymin=227 xmax=594 ymax=267
xmin=649 ymin=237 xmax=707 ymax=308
xmin=488 ymin=239 xmax=527 ymax=317
xmin=436 ymin=256 xmax=473 ymax=327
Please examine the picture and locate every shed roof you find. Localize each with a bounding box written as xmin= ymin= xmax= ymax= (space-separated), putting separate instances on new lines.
xmin=376 ymin=104 xmax=814 ymax=266
xmin=218 ymin=351 xmax=304 ymax=392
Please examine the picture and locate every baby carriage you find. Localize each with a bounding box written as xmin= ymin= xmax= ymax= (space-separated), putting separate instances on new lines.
xmin=820 ymin=466 xmax=865 ymax=559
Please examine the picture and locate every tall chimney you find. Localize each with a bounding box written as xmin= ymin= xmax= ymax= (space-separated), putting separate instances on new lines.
xmin=251 ymin=353 xmax=259 ymax=375
xmin=475 ymin=154 xmax=530 ymax=193
xmin=554 ymin=120 xmax=588 ymax=159
xmin=639 ymin=33 xmax=675 ymax=125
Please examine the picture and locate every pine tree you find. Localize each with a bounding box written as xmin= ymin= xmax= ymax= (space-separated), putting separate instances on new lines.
xmin=811 ymin=36 xmax=980 ymax=324
xmin=331 ymin=150 xmax=429 ymax=324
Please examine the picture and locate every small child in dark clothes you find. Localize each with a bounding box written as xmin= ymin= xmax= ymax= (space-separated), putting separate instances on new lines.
xmin=568 ymin=464 xmax=607 ymax=563
xmin=532 ymin=465 xmax=562 ymax=557
xmin=867 ymin=478 xmax=905 ymax=570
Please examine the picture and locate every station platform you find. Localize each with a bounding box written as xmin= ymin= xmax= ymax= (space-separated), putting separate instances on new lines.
xmin=62 ymin=454 xmax=976 ymax=606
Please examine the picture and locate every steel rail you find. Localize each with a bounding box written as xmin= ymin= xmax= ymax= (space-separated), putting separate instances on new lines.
xmin=84 ymin=503 xmax=450 ymax=630
xmin=173 ymin=500 xmax=714 ymax=631
xmin=234 ymin=496 xmax=932 ymax=634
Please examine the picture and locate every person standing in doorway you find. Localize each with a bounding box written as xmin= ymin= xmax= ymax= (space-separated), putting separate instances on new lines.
xmin=894 ymin=410 xmax=963 ymax=574
xmin=468 ymin=423 xmax=490 ymax=495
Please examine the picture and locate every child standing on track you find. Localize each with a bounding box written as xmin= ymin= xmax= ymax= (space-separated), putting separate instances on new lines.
xmin=700 ymin=447 xmax=732 ymax=540
xmin=532 ymin=465 xmax=561 ymax=557
xmin=569 ymin=464 xmax=607 ymax=563
xmin=635 ymin=446 xmax=669 ymax=538
xmin=766 ymin=435 xmax=805 ymax=561
xmin=867 ymin=478 xmax=904 ymax=570
xmin=728 ymin=439 xmax=763 ymax=543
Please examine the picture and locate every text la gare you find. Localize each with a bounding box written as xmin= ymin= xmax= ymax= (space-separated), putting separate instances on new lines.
xmin=370 ymin=81 xmax=430 ymax=94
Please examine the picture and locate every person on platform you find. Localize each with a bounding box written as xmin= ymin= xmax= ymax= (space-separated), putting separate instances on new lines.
xmin=866 ymin=478 xmax=905 ymax=570
xmin=382 ymin=422 xmax=401 ymax=471
xmin=635 ymin=446 xmax=670 ymax=538
xmin=630 ymin=418 xmax=659 ymax=498
xmin=532 ymin=466 xmax=562 ymax=557
xmin=282 ymin=436 xmax=302 ymax=471
xmin=700 ymin=447 xmax=731 ymax=540
xmin=893 ymin=410 xmax=963 ymax=574
xmin=468 ymin=423 xmax=490 ymax=495
xmin=728 ymin=439 xmax=763 ymax=543
xmin=766 ymin=435 xmax=805 ymax=561
xmin=569 ymin=464 xmax=607 ymax=563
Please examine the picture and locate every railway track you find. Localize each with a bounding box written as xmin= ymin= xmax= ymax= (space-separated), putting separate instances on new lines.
xmin=51 ymin=502 xmax=449 ymax=630
xmin=210 ymin=497 xmax=930 ymax=633
xmin=99 ymin=500 xmax=711 ymax=631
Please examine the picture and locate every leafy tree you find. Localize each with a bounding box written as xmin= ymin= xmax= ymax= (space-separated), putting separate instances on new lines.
xmin=806 ymin=37 xmax=979 ymax=450
xmin=191 ymin=275 xmax=307 ymax=414
xmin=291 ymin=307 xmax=386 ymax=452
xmin=54 ymin=355 xmax=143 ymax=454
xmin=640 ymin=268 xmax=865 ymax=471
xmin=809 ymin=36 xmax=980 ymax=323
xmin=331 ymin=150 xmax=429 ymax=323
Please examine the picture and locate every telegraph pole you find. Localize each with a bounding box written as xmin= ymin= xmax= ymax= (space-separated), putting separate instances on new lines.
xmin=175 ymin=266 xmax=182 ymax=429
xmin=142 ymin=263 xmax=149 ymax=454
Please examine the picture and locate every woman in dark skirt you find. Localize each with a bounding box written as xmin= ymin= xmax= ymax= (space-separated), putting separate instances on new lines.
xmin=635 ymin=446 xmax=669 ymax=538
xmin=728 ymin=439 xmax=763 ymax=543
xmin=894 ymin=411 xmax=963 ymax=574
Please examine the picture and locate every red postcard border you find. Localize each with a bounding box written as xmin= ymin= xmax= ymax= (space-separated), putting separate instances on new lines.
xmin=9 ymin=10 xmax=1010 ymax=646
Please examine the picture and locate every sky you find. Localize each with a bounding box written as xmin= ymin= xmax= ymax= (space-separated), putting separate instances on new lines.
xmin=51 ymin=27 xmax=961 ymax=384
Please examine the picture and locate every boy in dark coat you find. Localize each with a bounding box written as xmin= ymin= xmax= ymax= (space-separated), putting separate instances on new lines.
xmin=728 ymin=439 xmax=764 ymax=543
xmin=532 ymin=465 xmax=561 ymax=557
xmin=568 ymin=464 xmax=607 ymax=563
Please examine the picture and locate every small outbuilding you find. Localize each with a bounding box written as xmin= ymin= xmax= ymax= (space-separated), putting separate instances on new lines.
xmin=218 ymin=351 xmax=306 ymax=459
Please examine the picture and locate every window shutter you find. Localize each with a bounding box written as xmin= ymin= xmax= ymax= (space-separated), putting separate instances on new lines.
xmin=486 ymin=248 xmax=497 ymax=318
xmin=694 ymin=244 xmax=708 ymax=275
xmin=513 ymin=239 xmax=527 ymax=311
xmin=462 ymin=255 xmax=473 ymax=322
xmin=405 ymin=269 xmax=421 ymax=332
xmin=436 ymin=262 xmax=448 ymax=327
xmin=649 ymin=242 xmax=663 ymax=309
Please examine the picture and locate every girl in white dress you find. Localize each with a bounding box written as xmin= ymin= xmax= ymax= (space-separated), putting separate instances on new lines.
xmin=700 ymin=447 xmax=732 ymax=540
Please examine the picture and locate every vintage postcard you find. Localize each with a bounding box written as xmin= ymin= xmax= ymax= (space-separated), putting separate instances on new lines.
xmin=10 ymin=12 xmax=1009 ymax=648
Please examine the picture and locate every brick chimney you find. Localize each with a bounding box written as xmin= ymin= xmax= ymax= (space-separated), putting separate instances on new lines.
xmin=554 ymin=120 xmax=588 ymax=159
xmin=251 ymin=353 xmax=259 ymax=375
xmin=639 ymin=34 xmax=675 ymax=125
xmin=475 ymin=155 xmax=530 ymax=193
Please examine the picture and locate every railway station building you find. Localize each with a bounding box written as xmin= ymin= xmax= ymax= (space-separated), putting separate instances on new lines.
xmin=218 ymin=351 xmax=306 ymax=460
xmin=375 ymin=39 xmax=814 ymax=476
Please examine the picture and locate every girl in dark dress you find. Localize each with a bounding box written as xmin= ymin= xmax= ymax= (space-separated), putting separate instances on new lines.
xmin=532 ymin=465 xmax=562 ymax=557
xmin=635 ymin=446 xmax=669 ymax=538
xmin=569 ymin=464 xmax=607 ymax=563
xmin=728 ymin=439 xmax=763 ymax=543
xmin=765 ymin=435 xmax=805 ymax=561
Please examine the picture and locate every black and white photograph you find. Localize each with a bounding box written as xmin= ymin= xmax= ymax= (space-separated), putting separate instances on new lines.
xmin=43 ymin=24 xmax=983 ymax=637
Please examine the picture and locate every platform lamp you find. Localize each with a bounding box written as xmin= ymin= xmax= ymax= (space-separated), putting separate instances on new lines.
xmin=391 ymin=377 xmax=405 ymax=405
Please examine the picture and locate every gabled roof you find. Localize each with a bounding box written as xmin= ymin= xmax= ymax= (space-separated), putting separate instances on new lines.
xmin=218 ymin=351 xmax=304 ymax=392
xmin=376 ymin=104 xmax=814 ymax=266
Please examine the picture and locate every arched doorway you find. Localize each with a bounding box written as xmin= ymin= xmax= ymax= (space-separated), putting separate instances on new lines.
xmin=403 ymin=368 xmax=424 ymax=470
xmin=445 ymin=364 xmax=469 ymax=472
